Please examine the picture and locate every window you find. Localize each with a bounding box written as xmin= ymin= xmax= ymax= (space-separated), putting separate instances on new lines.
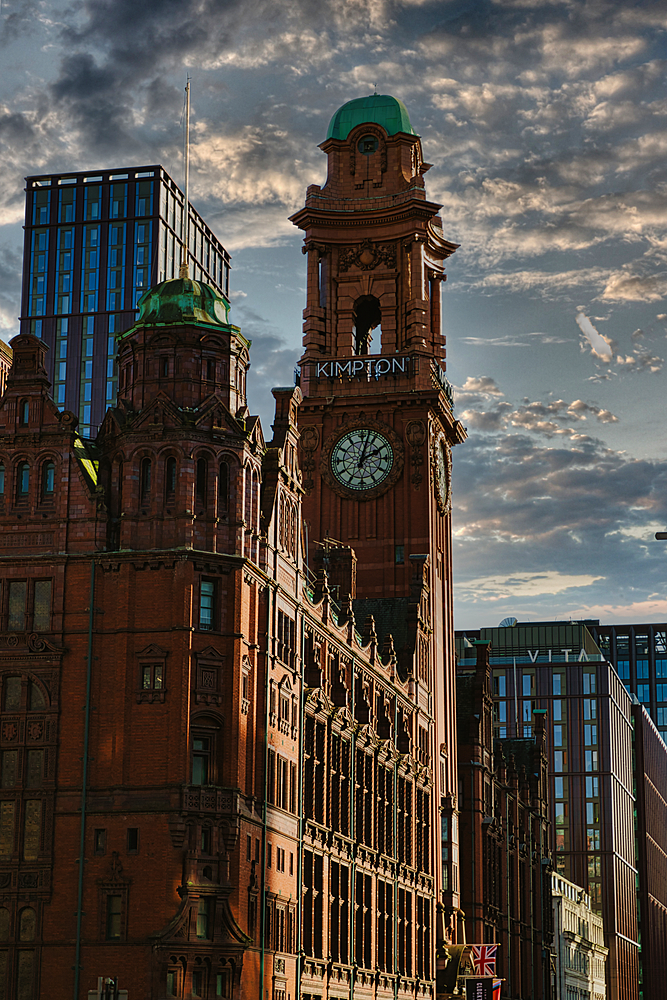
xmin=140 ymin=458 xmax=152 ymax=504
xmin=142 ymin=663 xmax=164 ymax=691
xmin=616 ymin=660 xmax=629 ymax=681
xmin=166 ymin=970 xmax=178 ymax=996
xmin=395 ymin=544 xmax=404 ymax=564
xmin=127 ymin=828 xmax=139 ymax=853
xmin=106 ymin=894 xmax=122 ymax=939
xmin=41 ymin=461 xmax=55 ymax=498
xmin=19 ymin=907 xmax=36 ymax=942
xmin=0 ymin=463 xmax=5 ymax=496
xmin=637 ymin=659 xmax=649 ymax=679
xmin=196 ymin=897 xmax=211 ymax=938
xmin=8 ymin=582 xmax=27 ymax=631
xmin=637 ymin=684 xmax=650 ymax=703
xmin=192 ymin=970 xmax=203 ymax=996
xmin=165 ymin=457 xmax=176 ymax=503
xmin=17 ymin=462 xmax=30 ymax=501
xmin=94 ymin=829 xmax=106 ymax=855
xmin=192 ymin=737 xmax=211 ymax=785
xmin=33 ymin=580 xmax=52 ymax=631
xmin=19 ymin=400 xmax=30 ymax=426
xmin=196 ymin=458 xmax=208 ymax=508
xmin=219 ymin=461 xmax=229 ymax=512
xmin=276 ymin=610 xmax=295 ymax=666
xmin=200 ymin=580 xmax=215 ymax=631
xmin=1 ymin=751 xmax=17 ymax=788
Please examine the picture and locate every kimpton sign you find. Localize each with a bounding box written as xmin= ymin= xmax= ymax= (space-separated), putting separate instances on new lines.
xmin=312 ymin=356 xmax=413 ymax=379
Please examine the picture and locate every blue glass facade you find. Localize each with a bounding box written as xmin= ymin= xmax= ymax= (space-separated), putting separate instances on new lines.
xmin=21 ymin=166 xmax=231 ymax=436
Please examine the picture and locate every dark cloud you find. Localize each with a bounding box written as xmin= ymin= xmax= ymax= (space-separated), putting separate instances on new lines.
xmin=237 ymin=305 xmax=300 ymax=431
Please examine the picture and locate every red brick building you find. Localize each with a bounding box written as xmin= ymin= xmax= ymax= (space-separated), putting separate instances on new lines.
xmin=0 ymin=93 xmax=464 ymax=999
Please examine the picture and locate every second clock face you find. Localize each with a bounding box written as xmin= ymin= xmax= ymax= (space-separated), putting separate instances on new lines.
xmin=331 ymin=429 xmax=394 ymax=491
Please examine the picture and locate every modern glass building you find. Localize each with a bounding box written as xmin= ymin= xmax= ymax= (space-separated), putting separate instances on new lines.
xmin=588 ymin=623 xmax=667 ymax=742
xmin=456 ymin=620 xmax=639 ymax=1000
xmin=20 ymin=165 xmax=231 ymax=437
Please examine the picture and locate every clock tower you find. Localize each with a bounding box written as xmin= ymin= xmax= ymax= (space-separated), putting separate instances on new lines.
xmin=292 ymin=94 xmax=467 ymax=954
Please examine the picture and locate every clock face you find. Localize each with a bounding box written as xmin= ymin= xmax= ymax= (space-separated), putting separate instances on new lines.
xmin=434 ymin=433 xmax=451 ymax=514
xmin=331 ymin=428 xmax=394 ymax=491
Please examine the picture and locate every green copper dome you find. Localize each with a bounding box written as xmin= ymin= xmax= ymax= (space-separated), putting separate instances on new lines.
xmin=326 ymin=94 xmax=416 ymax=141
xmin=127 ymin=275 xmax=231 ymax=333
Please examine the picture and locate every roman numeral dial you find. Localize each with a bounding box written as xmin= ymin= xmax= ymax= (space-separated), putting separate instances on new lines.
xmin=331 ymin=429 xmax=394 ymax=491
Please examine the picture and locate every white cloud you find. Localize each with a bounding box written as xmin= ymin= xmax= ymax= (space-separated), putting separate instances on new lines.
xmin=456 ymin=570 xmax=604 ymax=599
xmin=575 ymin=311 xmax=613 ymax=360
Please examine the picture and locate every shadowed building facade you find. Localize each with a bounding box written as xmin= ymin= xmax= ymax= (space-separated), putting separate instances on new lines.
xmin=0 ymin=94 xmax=464 ymax=1000
xmin=456 ymin=622 xmax=638 ymax=1000
xmin=456 ymin=640 xmax=552 ymax=1000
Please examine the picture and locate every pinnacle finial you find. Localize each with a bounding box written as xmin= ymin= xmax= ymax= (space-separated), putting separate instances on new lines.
xmin=179 ymin=262 xmax=189 ymax=280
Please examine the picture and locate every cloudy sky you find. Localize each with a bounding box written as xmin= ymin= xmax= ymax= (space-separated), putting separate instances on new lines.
xmin=1 ymin=0 xmax=667 ymax=629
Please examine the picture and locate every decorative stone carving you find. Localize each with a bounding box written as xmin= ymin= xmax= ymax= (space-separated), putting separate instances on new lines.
xmin=339 ymin=238 xmax=396 ymax=273
xmin=405 ymin=419 xmax=426 ymax=488
xmin=299 ymin=424 xmax=319 ymax=494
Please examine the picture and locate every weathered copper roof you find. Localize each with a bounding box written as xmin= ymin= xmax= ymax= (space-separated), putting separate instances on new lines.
xmin=326 ymin=94 xmax=416 ymax=140
xmin=122 ymin=276 xmax=230 ymax=336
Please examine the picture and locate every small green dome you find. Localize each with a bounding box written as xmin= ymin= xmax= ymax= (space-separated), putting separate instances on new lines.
xmin=326 ymin=94 xmax=416 ymax=141
xmin=128 ymin=275 xmax=231 ymax=332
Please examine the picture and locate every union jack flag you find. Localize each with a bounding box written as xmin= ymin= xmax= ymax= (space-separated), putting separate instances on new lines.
xmin=471 ymin=944 xmax=498 ymax=977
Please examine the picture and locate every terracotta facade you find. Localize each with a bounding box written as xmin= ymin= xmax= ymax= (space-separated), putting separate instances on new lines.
xmin=0 ymin=95 xmax=465 ymax=1000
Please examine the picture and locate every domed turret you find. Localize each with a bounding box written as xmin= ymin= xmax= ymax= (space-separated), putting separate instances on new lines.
xmin=133 ymin=275 xmax=231 ymax=329
xmin=326 ymin=94 xmax=416 ymax=140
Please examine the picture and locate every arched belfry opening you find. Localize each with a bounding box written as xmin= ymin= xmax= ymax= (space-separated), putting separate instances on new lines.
xmin=353 ymin=295 xmax=381 ymax=355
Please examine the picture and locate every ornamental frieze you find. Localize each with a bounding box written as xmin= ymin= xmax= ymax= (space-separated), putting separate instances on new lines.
xmin=0 ymin=632 xmax=63 ymax=654
xmin=338 ymin=238 xmax=396 ymax=272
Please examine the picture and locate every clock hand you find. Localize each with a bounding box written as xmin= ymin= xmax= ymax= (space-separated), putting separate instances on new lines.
xmin=357 ymin=431 xmax=371 ymax=468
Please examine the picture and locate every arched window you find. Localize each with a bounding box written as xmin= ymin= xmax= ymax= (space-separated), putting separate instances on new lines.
xmin=196 ymin=458 xmax=207 ymax=508
xmin=17 ymin=462 xmax=30 ymax=500
xmin=42 ymin=461 xmax=55 ymax=498
xmin=140 ymin=458 xmax=152 ymax=504
xmin=219 ymin=461 xmax=229 ymax=513
xmin=353 ymin=295 xmax=381 ymax=355
xmin=166 ymin=457 xmax=177 ymax=504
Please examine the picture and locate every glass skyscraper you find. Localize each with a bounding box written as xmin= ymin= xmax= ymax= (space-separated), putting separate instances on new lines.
xmin=20 ymin=165 xmax=231 ymax=437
